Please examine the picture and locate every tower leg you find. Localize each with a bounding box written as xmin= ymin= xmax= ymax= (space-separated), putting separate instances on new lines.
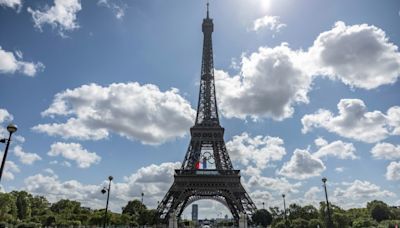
xmin=239 ymin=212 xmax=248 ymax=228
xmin=168 ymin=210 xmax=178 ymax=228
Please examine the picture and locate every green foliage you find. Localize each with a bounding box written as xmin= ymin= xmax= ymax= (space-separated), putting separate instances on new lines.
xmin=12 ymin=191 xmax=32 ymax=220
xmin=0 ymin=192 xmax=17 ymax=222
xmin=352 ymin=217 xmax=378 ymax=228
xmin=333 ymin=211 xmax=351 ymax=227
xmin=308 ymin=218 xmax=322 ymax=227
xmin=367 ymin=200 xmax=391 ymax=222
xmin=122 ymin=199 xmax=146 ymax=215
xmin=377 ymin=220 xmax=400 ymax=228
xmin=291 ymin=218 xmax=308 ymax=228
xmin=271 ymin=220 xmax=287 ymax=228
xmin=252 ymin=209 xmax=273 ymax=226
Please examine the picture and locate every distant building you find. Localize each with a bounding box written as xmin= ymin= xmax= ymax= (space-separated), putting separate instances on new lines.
xmin=192 ymin=204 xmax=198 ymax=222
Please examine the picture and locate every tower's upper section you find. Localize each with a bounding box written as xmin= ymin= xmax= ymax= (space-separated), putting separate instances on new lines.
xmin=195 ymin=3 xmax=220 ymax=127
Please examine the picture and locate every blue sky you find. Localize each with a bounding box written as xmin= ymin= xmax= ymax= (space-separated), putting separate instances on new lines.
xmin=0 ymin=0 xmax=400 ymax=219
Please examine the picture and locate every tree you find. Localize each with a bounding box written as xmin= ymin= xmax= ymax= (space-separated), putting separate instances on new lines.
xmin=302 ymin=205 xmax=318 ymax=220
xmin=367 ymin=200 xmax=391 ymax=222
xmin=252 ymin=209 xmax=273 ymax=227
xmin=0 ymin=192 xmax=17 ymax=222
xmin=122 ymin=199 xmax=146 ymax=216
xmin=291 ymin=218 xmax=308 ymax=228
xmin=30 ymin=196 xmax=50 ymax=217
xmin=333 ymin=211 xmax=351 ymax=227
xmin=352 ymin=217 xmax=378 ymax=228
xmin=12 ymin=191 xmax=32 ymax=220
xmin=138 ymin=209 xmax=157 ymax=225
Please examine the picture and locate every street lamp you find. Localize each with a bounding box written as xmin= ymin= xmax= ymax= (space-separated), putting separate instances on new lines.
xmin=141 ymin=192 xmax=144 ymax=204
xmin=322 ymin=177 xmax=333 ymax=228
xmin=102 ymin=176 xmax=113 ymax=228
xmin=282 ymin=194 xmax=288 ymax=228
xmin=0 ymin=123 xmax=18 ymax=183
xmin=262 ymin=202 xmax=265 ymax=210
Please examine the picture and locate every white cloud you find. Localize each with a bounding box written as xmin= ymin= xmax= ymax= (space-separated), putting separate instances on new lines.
xmin=304 ymin=186 xmax=322 ymax=203
xmin=278 ymin=149 xmax=325 ymax=180
xmin=2 ymin=161 xmax=20 ymax=181
xmin=97 ymin=0 xmax=126 ymax=19
xmin=215 ymin=21 xmax=400 ymax=121
xmin=314 ymin=137 xmax=328 ymax=147
xmin=0 ymin=109 xmax=13 ymax=138
xmin=313 ymin=139 xmax=357 ymax=160
xmin=226 ymin=132 xmax=286 ymax=171
xmin=27 ymin=0 xmax=82 ymax=36
xmin=0 ymin=47 xmax=44 ymax=76
xmin=247 ymin=175 xmax=301 ymax=194
xmin=48 ymin=142 xmax=101 ymax=168
xmin=23 ymin=162 xmax=181 ymax=211
xmin=13 ymin=145 xmax=42 ymax=165
xmin=215 ymin=44 xmax=311 ymax=121
xmin=0 ymin=108 xmax=13 ymax=123
xmin=335 ymin=167 xmax=345 ymax=173
xmin=253 ymin=15 xmax=286 ymax=32
xmin=386 ymin=161 xmax=400 ymax=181
xmin=250 ymin=190 xmax=273 ymax=208
xmin=308 ymin=21 xmax=400 ymax=89
xmin=0 ymin=0 xmax=21 ymax=10
xmin=334 ymin=180 xmax=396 ymax=200
xmin=33 ymin=82 xmax=196 ymax=145
xmin=371 ymin=142 xmax=400 ymax=160
xmin=302 ymin=99 xmax=400 ymax=143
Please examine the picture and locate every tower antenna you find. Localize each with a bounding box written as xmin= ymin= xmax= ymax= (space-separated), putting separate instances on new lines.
xmin=206 ymin=0 xmax=209 ymax=18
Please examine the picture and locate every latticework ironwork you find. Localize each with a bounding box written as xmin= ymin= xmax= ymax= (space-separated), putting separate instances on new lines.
xmin=156 ymin=5 xmax=257 ymax=224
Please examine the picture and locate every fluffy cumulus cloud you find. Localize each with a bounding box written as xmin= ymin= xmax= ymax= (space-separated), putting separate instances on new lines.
xmin=308 ymin=21 xmax=400 ymax=89
xmin=97 ymin=0 xmax=126 ymax=19
xmin=250 ymin=190 xmax=273 ymax=207
xmin=0 ymin=108 xmax=12 ymax=124
xmin=0 ymin=0 xmax=21 ymax=10
xmin=33 ymin=83 xmax=196 ymax=145
xmin=253 ymin=15 xmax=286 ymax=32
xmin=13 ymin=145 xmax=42 ymax=165
xmin=334 ymin=180 xmax=396 ymax=200
xmin=247 ymin=175 xmax=301 ymax=194
xmin=313 ymin=138 xmax=357 ymax=160
xmin=27 ymin=0 xmax=82 ymax=36
xmin=386 ymin=162 xmax=400 ymax=181
xmin=0 ymin=47 xmax=44 ymax=76
xmin=302 ymin=99 xmax=400 ymax=143
xmin=23 ymin=162 xmax=180 ymax=211
xmin=2 ymin=161 xmax=20 ymax=181
xmin=371 ymin=142 xmax=400 ymax=160
xmin=48 ymin=142 xmax=101 ymax=168
xmin=215 ymin=21 xmax=400 ymax=121
xmin=0 ymin=108 xmax=13 ymax=138
xmin=304 ymin=186 xmax=322 ymax=203
xmin=278 ymin=149 xmax=325 ymax=180
xmin=226 ymin=132 xmax=286 ymax=170
xmin=215 ymin=44 xmax=311 ymax=121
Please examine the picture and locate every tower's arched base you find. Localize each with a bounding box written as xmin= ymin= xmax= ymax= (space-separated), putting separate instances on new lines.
xmin=156 ymin=169 xmax=257 ymax=225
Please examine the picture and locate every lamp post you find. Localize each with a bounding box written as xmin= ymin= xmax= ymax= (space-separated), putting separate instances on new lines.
xmin=262 ymin=202 xmax=265 ymax=210
xmin=282 ymin=194 xmax=288 ymax=228
xmin=141 ymin=192 xmax=144 ymax=204
xmin=101 ymin=176 xmax=113 ymax=228
xmin=322 ymin=177 xmax=333 ymax=228
xmin=0 ymin=123 xmax=17 ymax=183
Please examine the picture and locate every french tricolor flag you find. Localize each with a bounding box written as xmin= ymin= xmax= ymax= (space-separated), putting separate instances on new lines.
xmin=195 ymin=158 xmax=207 ymax=169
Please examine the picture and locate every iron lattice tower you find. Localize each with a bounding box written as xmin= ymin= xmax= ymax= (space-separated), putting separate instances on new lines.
xmin=156 ymin=4 xmax=257 ymax=223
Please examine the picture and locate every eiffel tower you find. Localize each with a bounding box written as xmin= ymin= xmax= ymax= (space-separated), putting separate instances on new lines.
xmin=156 ymin=3 xmax=257 ymax=224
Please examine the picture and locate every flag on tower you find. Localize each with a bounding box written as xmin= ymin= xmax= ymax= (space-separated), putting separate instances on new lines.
xmin=195 ymin=161 xmax=202 ymax=169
